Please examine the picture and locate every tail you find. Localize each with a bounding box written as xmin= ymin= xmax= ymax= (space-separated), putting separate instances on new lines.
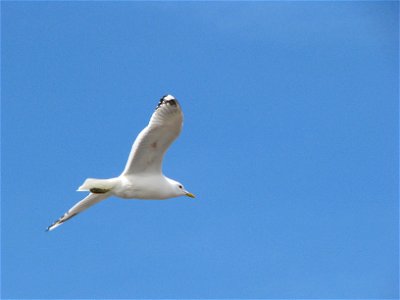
xmin=77 ymin=178 xmax=117 ymax=193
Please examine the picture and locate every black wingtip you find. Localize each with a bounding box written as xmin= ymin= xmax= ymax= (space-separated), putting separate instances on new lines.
xmin=156 ymin=94 xmax=178 ymax=109
xmin=46 ymin=223 xmax=55 ymax=232
xmin=45 ymin=223 xmax=53 ymax=232
xmin=161 ymin=94 xmax=175 ymax=100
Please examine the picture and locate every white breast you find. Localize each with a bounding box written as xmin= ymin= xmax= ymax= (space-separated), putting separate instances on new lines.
xmin=113 ymin=174 xmax=174 ymax=200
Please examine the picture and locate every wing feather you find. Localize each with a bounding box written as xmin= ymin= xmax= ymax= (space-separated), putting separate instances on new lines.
xmin=46 ymin=193 xmax=109 ymax=231
xmin=122 ymin=95 xmax=183 ymax=175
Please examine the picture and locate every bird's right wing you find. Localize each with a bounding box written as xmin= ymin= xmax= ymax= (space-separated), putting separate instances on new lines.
xmin=47 ymin=193 xmax=109 ymax=231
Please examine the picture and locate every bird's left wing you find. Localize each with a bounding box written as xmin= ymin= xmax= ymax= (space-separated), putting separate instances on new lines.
xmin=122 ymin=95 xmax=183 ymax=175
xmin=47 ymin=193 xmax=109 ymax=231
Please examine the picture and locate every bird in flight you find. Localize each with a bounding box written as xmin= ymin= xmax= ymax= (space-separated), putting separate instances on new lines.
xmin=47 ymin=94 xmax=195 ymax=231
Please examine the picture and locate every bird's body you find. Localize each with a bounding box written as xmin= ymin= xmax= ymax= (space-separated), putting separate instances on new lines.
xmin=47 ymin=95 xmax=194 ymax=231
xmin=98 ymin=175 xmax=182 ymax=200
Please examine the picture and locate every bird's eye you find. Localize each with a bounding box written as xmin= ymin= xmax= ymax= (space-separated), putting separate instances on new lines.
xmin=179 ymin=185 xmax=183 ymax=189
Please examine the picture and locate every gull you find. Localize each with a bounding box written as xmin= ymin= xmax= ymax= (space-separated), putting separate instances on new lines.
xmin=47 ymin=94 xmax=195 ymax=231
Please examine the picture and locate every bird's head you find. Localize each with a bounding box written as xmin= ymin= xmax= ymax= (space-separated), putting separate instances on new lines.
xmin=169 ymin=179 xmax=195 ymax=198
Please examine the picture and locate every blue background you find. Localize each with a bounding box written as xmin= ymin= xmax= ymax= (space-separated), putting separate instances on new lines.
xmin=2 ymin=2 xmax=398 ymax=299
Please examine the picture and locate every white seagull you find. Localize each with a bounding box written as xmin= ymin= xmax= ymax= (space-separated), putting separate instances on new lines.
xmin=47 ymin=94 xmax=195 ymax=231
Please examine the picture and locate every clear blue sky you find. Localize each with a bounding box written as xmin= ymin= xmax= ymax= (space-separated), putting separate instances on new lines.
xmin=1 ymin=1 xmax=398 ymax=299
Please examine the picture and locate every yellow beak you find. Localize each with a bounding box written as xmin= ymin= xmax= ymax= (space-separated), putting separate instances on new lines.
xmin=185 ymin=192 xmax=196 ymax=198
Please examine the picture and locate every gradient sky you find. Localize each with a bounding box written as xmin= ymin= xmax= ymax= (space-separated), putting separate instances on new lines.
xmin=1 ymin=1 xmax=398 ymax=299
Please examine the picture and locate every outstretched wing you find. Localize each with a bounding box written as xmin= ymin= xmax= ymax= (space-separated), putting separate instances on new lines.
xmin=47 ymin=193 xmax=109 ymax=231
xmin=122 ymin=95 xmax=183 ymax=175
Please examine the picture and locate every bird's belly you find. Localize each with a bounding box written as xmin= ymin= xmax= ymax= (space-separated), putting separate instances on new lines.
xmin=113 ymin=185 xmax=168 ymax=200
